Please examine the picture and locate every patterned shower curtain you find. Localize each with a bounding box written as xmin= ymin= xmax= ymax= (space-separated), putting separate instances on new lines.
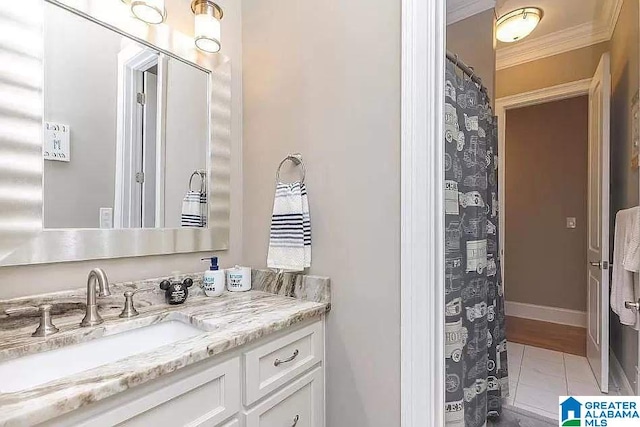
xmin=444 ymin=58 xmax=509 ymax=427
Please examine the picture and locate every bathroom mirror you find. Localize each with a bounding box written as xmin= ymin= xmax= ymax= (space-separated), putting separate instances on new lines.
xmin=0 ymin=0 xmax=231 ymax=265
xmin=44 ymin=3 xmax=209 ymax=229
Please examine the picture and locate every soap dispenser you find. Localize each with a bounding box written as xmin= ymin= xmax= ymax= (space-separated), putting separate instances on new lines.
xmin=202 ymin=256 xmax=225 ymax=297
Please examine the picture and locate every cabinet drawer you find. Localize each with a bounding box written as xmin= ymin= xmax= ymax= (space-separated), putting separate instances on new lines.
xmin=245 ymin=368 xmax=324 ymax=427
xmin=116 ymin=357 xmax=240 ymax=427
xmin=49 ymin=357 xmax=241 ymax=427
xmin=244 ymin=321 xmax=323 ymax=405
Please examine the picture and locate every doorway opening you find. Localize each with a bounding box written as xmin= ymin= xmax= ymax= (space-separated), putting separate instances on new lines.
xmin=443 ymin=0 xmax=640 ymax=424
xmin=496 ymin=63 xmax=614 ymax=416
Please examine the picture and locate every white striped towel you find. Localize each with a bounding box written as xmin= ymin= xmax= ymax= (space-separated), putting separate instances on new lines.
xmin=267 ymin=182 xmax=312 ymax=271
xmin=302 ymin=184 xmax=311 ymax=268
xmin=181 ymin=191 xmax=207 ymax=227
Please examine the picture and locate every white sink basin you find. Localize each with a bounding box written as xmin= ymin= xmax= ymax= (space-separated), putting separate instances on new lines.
xmin=0 ymin=320 xmax=203 ymax=393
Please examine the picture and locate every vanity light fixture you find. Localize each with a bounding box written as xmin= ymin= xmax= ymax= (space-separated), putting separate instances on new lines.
xmin=191 ymin=0 xmax=223 ymax=53
xmin=128 ymin=0 xmax=167 ymax=25
xmin=496 ymin=7 xmax=543 ymax=43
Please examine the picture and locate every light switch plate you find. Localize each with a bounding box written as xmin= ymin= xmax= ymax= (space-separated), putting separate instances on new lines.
xmin=566 ymin=217 xmax=577 ymax=229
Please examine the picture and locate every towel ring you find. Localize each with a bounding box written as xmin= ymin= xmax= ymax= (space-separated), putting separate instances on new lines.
xmin=276 ymin=153 xmax=306 ymax=185
xmin=189 ymin=170 xmax=206 ymax=193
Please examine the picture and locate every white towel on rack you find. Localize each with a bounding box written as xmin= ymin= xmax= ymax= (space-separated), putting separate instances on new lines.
xmin=611 ymin=207 xmax=640 ymax=329
xmin=181 ymin=191 xmax=207 ymax=228
xmin=622 ymin=206 xmax=640 ymax=273
xmin=267 ymin=182 xmax=311 ymax=271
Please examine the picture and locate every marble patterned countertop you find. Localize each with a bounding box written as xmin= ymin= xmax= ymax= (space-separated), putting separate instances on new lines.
xmin=0 ymin=269 xmax=330 ymax=427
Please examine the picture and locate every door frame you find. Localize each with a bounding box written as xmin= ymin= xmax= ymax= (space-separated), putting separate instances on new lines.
xmin=494 ymin=78 xmax=592 ymax=293
xmin=400 ymin=0 xmax=445 ymax=425
xmin=114 ymin=45 xmax=168 ymax=228
xmin=637 ymin=0 xmax=640 ymax=395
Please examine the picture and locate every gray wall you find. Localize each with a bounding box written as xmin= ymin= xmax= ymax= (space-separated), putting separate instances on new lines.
xmin=241 ymin=0 xmax=401 ymax=425
xmin=43 ymin=3 xmax=120 ymax=229
xmin=447 ymin=9 xmax=496 ymax=103
xmin=164 ymin=60 xmax=209 ymax=228
xmin=504 ymin=96 xmax=589 ymax=311
xmin=609 ymin=0 xmax=640 ymax=391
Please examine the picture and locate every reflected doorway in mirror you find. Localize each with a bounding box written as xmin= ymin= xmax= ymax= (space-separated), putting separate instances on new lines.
xmin=114 ymin=45 xmax=165 ymax=229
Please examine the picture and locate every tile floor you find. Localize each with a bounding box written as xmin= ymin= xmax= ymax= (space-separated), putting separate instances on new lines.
xmin=506 ymin=342 xmax=621 ymax=420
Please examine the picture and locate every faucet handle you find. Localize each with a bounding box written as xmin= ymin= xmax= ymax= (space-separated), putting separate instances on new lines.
xmin=119 ymin=291 xmax=140 ymax=318
xmin=32 ymin=304 xmax=59 ymax=337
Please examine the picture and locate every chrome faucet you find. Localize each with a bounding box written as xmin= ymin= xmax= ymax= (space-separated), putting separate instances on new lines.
xmin=80 ymin=268 xmax=111 ymax=327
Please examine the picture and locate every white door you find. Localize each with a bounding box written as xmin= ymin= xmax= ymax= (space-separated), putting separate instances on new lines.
xmin=586 ymin=53 xmax=611 ymax=393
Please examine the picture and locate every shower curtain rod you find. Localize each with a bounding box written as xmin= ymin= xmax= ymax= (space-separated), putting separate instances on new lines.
xmin=446 ymin=50 xmax=488 ymax=95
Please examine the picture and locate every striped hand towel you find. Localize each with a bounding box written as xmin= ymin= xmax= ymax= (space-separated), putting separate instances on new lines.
xmin=267 ymin=182 xmax=312 ymax=271
xmin=301 ymin=183 xmax=311 ymax=268
xmin=181 ymin=191 xmax=207 ymax=227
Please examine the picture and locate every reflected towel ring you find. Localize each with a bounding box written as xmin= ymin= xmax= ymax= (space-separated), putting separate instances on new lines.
xmin=189 ymin=170 xmax=206 ymax=193
xmin=275 ymin=153 xmax=306 ymax=185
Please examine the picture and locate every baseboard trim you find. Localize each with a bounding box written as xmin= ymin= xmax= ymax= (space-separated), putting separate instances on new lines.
xmin=610 ymin=348 xmax=635 ymax=396
xmin=505 ymin=301 xmax=586 ymax=328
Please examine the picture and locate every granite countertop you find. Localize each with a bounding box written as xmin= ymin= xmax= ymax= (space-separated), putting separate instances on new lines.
xmin=0 ymin=270 xmax=330 ymax=427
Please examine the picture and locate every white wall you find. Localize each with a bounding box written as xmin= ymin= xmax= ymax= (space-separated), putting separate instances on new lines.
xmin=0 ymin=0 xmax=243 ymax=299
xmin=241 ymin=0 xmax=401 ymax=425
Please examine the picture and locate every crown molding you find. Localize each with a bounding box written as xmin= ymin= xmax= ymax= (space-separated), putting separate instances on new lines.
xmin=496 ymin=0 xmax=622 ymax=70
xmin=602 ymin=0 xmax=623 ymax=39
xmin=447 ymin=0 xmax=495 ymax=25
xmin=496 ymin=22 xmax=608 ymax=70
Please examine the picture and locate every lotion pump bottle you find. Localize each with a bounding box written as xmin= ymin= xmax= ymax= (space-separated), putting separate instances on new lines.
xmin=202 ymin=257 xmax=225 ymax=297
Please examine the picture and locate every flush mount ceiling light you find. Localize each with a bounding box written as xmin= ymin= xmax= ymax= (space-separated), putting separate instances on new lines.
xmin=496 ymin=7 xmax=543 ymax=43
xmin=129 ymin=0 xmax=167 ymax=25
xmin=191 ymin=0 xmax=223 ymax=53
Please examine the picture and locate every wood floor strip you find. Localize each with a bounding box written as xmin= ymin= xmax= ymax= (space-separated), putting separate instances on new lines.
xmin=506 ymin=315 xmax=587 ymax=356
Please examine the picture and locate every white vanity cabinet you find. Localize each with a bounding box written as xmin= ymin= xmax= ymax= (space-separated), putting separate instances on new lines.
xmin=43 ymin=318 xmax=325 ymax=427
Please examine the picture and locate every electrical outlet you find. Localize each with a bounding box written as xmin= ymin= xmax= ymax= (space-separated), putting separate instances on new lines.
xmin=100 ymin=208 xmax=113 ymax=229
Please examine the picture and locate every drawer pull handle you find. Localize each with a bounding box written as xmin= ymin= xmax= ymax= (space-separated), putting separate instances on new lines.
xmin=274 ymin=349 xmax=299 ymax=366
xmin=291 ymin=415 xmax=300 ymax=426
